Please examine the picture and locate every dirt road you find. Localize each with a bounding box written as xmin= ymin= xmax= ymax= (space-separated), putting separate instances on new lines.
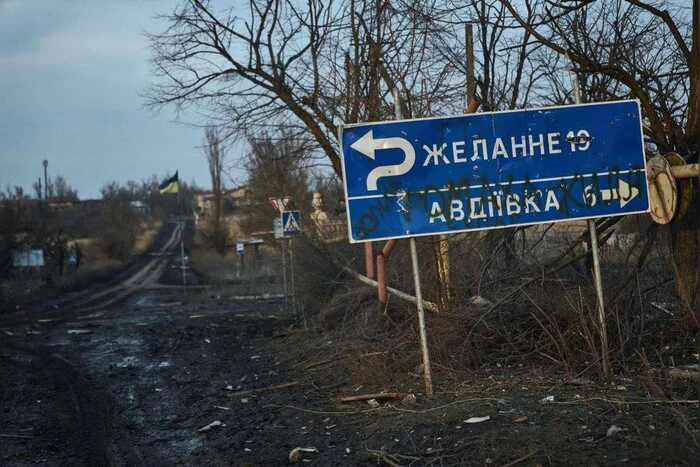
xmin=1 ymin=221 xmax=698 ymax=466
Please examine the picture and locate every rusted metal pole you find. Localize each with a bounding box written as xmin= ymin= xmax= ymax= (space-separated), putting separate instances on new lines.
xmin=465 ymin=23 xmax=475 ymax=109
xmin=377 ymin=239 xmax=398 ymax=306
xmin=364 ymin=243 xmax=374 ymax=279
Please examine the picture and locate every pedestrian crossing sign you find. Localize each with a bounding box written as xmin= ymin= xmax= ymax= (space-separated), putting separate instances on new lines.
xmin=281 ymin=210 xmax=302 ymax=237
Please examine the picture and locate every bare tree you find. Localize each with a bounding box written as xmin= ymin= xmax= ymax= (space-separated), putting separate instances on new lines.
xmin=204 ymin=126 xmax=228 ymax=253
xmin=146 ymin=0 xmax=469 ymax=177
xmin=52 ymin=175 xmax=79 ymax=203
xmin=497 ymin=0 xmax=699 ymax=318
xmin=241 ymin=129 xmax=311 ymax=235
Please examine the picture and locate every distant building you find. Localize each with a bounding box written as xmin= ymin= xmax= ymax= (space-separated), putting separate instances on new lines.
xmin=129 ymin=200 xmax=150 ymax=214
xmin=194 ymin=186 xmax=250 ymax=217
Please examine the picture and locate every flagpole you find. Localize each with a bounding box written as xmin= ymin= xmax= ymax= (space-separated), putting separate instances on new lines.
xmin=178 ymin=184 xmax=187 ymax=299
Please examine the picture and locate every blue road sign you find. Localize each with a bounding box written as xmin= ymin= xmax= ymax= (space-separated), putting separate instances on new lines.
xmin=281 ymin=210 xmax=302 ymax=237
xmin=339 ymin=100 xmax=649 ymax=243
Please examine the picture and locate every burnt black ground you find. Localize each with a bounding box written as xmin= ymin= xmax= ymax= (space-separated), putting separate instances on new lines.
xmin=1 ymin=220 xmax=698 ymax=466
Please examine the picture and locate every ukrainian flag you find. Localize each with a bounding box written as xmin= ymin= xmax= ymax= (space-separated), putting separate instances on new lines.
xmin=159 ymin=171 xmax=179 ymax=194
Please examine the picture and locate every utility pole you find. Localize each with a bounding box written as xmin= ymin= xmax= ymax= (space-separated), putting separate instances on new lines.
xmin=42 ymin=159 xmax=48 ymax=201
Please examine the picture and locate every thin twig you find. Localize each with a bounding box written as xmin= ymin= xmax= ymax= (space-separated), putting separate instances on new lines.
xmin=264 ymin=403 xmax=383 ymax=415
xmin=226 ymin=380 xmax=300 ymax=397
xmin=501 ymin=450 xmax=537 ymax=467
xmin=1 ymin=433 xmax=35 ymax=439
xmin=340 ymin=392 xmax=408 ymax=403
xmin=552 ymin=397 xmax=698 ymax=405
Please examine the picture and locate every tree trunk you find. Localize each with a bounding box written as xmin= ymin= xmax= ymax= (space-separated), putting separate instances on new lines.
xmin=673 ymin=1 xmax=699 ymax=328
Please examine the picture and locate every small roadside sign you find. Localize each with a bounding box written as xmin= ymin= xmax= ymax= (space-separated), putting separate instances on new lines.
xmin=269 ymin=196 xmax=292 ymax=213
xmin=273 ymin=217 xmax=284 ymax=239
xmin=339 ymin=100 xmax=649 ymax=242
xmin=281 ymin=210 xmax=302 ymax=237
xmin=12 ymin=249 xmax=44 ymax=267
xmin=236 ymin=242 xmax=245 ymax=254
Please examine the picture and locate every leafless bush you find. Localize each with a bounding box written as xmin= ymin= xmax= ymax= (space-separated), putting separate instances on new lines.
xmin=95 ymin=201 xmax=138 ymax=261
xmin=197 ymin=218 xmax=229 ymax=255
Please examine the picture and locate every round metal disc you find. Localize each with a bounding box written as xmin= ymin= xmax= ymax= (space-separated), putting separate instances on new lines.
xmin=646 ymin=155 xmax=677 ymax=224
xmin=663 ymin=152 xmax=694 ymax=221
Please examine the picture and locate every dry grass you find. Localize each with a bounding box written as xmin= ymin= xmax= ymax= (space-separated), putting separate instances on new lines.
xmin=133 ymin=219 xmax=163 ymax=255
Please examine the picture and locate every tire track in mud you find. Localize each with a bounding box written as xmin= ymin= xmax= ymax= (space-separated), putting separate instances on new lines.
xmin=65 ymin=221 xmax=184 ymax=311
xmin=0 ymin=341 xmax=144 ymax=465
xmin=1 ymin=220 xmax=189 ymax=465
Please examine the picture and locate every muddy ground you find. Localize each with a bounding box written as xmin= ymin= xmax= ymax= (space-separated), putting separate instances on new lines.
xmin=1 ymin=220 xmax=698 ymax=466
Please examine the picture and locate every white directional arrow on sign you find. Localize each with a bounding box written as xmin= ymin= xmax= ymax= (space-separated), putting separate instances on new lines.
xmin=601 ymin=179 xmax=640 ymax=208
xmin=351 ymin=130 xmax=415 ymax=191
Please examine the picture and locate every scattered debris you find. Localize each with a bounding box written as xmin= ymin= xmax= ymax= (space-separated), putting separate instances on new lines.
xmin=214 ymin=406 xmax=231 ymax=411
xmin=196 ymin=420 xmax=223 ymax=433
xmin=367 ymin=399 xmax=380 ymax=408
xmin=340 ymin=392 xmax=408 ymax=403
xmin=77 ymin=312 xmax=104 ymax=320
xmin=566 ymin=377 xmax=593 ymax=386
xmin=541 ymin=395 xmax=555 ymax=403
xmin=289 ymin=447 xmax=318 ymax=463
xmin=650 ymin=302 xmax=674 ymax=315
xmin=365 ymin=447 xmax=420 ymax=466
xmin=606 ymin=425 xmax=626 ymax=437
xmin=464 ymin=415 xmax=490 ymax=424
xmin=1 ymin=433 xmax=35 ymax=439
xmin=467 ymin=295 xmax=494 ymax=307
xmin=401 ymin=393 xmax=417 ymax=406
xmin=67 ymin=329 xmax=92 ymax=335
xmin=648 ymin=366 xmax=700 ymax=381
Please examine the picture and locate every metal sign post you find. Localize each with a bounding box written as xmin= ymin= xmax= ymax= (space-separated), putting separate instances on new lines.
xmin=401 ymin=90 xmax=434 ymax=397
xmin=571 ymin=76 xmax=611 ymax=381
xmin=280 ymin=210 xmax=301 ymax=316
xmin=289 ymin=240 xmax=296 ymax=317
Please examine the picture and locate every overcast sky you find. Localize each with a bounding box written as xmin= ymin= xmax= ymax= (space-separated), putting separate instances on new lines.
xmin=0 ymin=0 xmax=221 ymax=199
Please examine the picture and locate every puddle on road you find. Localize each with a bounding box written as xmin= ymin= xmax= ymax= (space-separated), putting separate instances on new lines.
xmin=114 ymin=336 xmax=142 ymax=346
xmin=170 ymin=437 xmax=200 ymax=455
xmin=135 ymin=291 xmax=179 ymax=307
xmin=146 ymin=361 xmax=172 ymax=370
xmin=116 ymin=356 xmax=140 ymax=367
